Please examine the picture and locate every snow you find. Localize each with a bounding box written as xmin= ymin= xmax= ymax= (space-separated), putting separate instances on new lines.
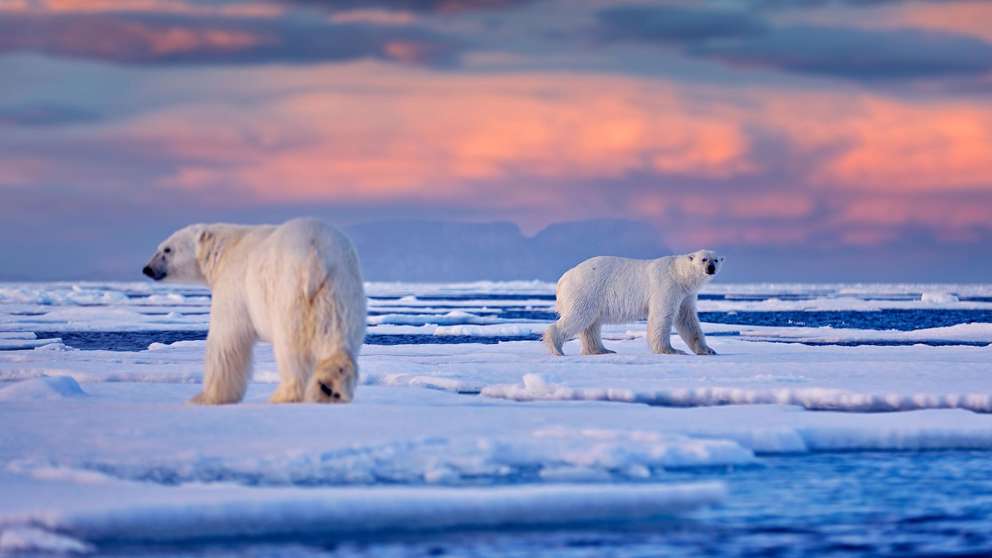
xmin=1 ymin=281 xmax=992 ymax=549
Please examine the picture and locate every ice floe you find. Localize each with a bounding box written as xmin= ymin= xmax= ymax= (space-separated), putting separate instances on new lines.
xmin=0 ymin=472 xmax=724 ymax=546
xmin=2 ymin=280 xmax=992 ymax=546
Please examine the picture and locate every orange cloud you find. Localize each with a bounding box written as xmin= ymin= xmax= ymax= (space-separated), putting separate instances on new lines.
xmin=869 ymin=1 xmax=992 ymax=42
xmin=129 ymin=65 xmax=992 ymax=202
xmin=126 ymin=65 xmax=755 ymax=203
xmin=764 ymin=93 xmax=992 ymax=191
xmin=774 ymin=1 xmax=992 ymax=42
xmin=837 ymin=196 xmax=991 ymax=229
xmin=828 ymin=102 xmax=992 ymax=190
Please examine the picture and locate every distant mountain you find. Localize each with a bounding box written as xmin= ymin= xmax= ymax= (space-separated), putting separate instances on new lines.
xmin=346 ymin=219 xmax=669 ymax=281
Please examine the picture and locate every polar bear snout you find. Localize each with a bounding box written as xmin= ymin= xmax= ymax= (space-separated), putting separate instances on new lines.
xmin=690 ymin=250 xmax=722 ymax=277
xmin=142 ymin=262 xmax=166 ymax=281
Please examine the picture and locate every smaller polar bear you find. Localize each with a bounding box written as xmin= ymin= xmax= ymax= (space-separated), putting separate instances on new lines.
xmin=545 ymin=250 xmax=723 ymax=356
xmin=143 ymin=218 xmax=366 ymax=405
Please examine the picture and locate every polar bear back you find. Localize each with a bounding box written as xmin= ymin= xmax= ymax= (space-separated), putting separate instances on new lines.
xmin=556 ymin=255 xmax=680 ymax=324
xmin=242 ymin=218 xmax=366 ymax=353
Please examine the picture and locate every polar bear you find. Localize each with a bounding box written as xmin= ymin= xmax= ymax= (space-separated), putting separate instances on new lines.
xmin=142 ymin=218 xmax=366 ymax=405
xmin=544 ymin=250 xmax=723 ymax=356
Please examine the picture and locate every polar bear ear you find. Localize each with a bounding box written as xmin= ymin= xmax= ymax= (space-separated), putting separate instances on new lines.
xmin=196 ymin=229 xmax=213 ymax=245
xmin=688 ymin=255 xmax=694 ymax=261
xmin=194 ymin=228 xmax=218 ymax=274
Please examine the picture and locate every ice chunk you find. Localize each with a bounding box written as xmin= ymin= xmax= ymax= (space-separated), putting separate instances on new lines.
xmin=0 ymin=377 xmax=87 ymax=401
xmin=369 ymin=311 xmax=495 ymax=326
xmin=0 ymin=527 xmax=92 ymax=554
xmin=0 ymin=337 xmax=61 ymax=350
xmin=434 ymin=324 xmax=543 ymax=337
xmin=482 ymin=375 xmax=992 ymax=413
xmin=147 ymin=340 xmax=207 ymax=351
xmin=145 ymin=293 xmax=187 ymax=305
xmin=0 ymin=475 xmax=726 ymax=544
xmin=921 ymin=291 xmax=959 ymax=304
xmin=34 ymin=342 xmax=74 ymax=351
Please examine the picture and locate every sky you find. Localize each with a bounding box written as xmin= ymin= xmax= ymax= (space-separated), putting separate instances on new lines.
xmin=1 ymin=0 xmax=991 ymax=281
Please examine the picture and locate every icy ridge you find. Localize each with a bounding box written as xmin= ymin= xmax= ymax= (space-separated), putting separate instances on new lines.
xmin=482 ymin=374 xmax=992 ymax=414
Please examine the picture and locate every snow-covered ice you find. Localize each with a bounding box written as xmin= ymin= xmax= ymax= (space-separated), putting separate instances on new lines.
xmin=1 ymin=281 xmax=991 ymax=552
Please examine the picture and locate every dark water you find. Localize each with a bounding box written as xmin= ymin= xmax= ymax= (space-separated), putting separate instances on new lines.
xmin=44 ymin=329 xmax=987 ymax=353
xmin=698 ymin=309 xmax=992 ymax=331
xmin=29 ymin=331 xmax=546 ymax=352
xmin=66 ymin=452 xmax=992 ymax=558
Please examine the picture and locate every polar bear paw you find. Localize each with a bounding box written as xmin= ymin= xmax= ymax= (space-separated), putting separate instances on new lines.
xmin=189 ymin=391 xmax=235 ymax=405
xmin=582 ymin=347 xmax=617 ymax=356
xmin=696 ymin=346 xmax=718 ymax=356
xmin=305 ymin=352 xmax=357 ymax=404
xmin=270 ymin=383 xmax=304 ymax=404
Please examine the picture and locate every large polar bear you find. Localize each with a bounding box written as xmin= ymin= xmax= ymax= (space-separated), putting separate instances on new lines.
xmin=143 ymin=218 xmax=366 ymax=405
xmin=545 ymin=250 xmax=723 ymax=356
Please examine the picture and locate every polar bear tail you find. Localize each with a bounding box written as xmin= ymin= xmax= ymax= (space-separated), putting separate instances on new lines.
xmin=307 ymin=351 xmax=358 ymax=404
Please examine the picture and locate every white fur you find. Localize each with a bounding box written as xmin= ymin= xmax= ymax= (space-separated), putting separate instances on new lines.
xmin=144 ymin=218 xmax=366 ymax=405
xmin=544 ymin=250 xmax=723 ymax=356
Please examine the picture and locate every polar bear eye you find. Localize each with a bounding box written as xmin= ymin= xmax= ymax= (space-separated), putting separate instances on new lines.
xmin=163 ymin=247 xmax=172 ymax=254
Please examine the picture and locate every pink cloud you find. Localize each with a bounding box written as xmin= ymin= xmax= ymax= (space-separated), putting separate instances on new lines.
xmin=331 ymin=9 xmax=417 ymax=26
xmin=2 ymin=0 xmax=284 ymax=17
xmin=0 ymin=157 xmax=44 ymax=187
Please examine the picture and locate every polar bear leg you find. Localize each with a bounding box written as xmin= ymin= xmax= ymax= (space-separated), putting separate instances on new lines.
xmin=647 ymin=298 xmax=686 ymax=355
xmin=580 ymin=322 xmax=614 ymax=355
xmin=192 ymin=312 xmax=256 ymax=405
xmin=543 ymin=323 xmax=565 ymax=356
xmin=675 ymin=296 xmax=716 ymax=355
xmin=545 ymin=313 xmax=591 ymax=356
xmin=270 ymin=333 xmax=309 ymax=403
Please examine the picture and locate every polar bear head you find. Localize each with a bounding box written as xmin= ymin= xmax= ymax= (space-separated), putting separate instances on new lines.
xmin=142 ymin=224 xmax=210 ymax=284
xmin=686 ymin=249 xmax=724 ymax=280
